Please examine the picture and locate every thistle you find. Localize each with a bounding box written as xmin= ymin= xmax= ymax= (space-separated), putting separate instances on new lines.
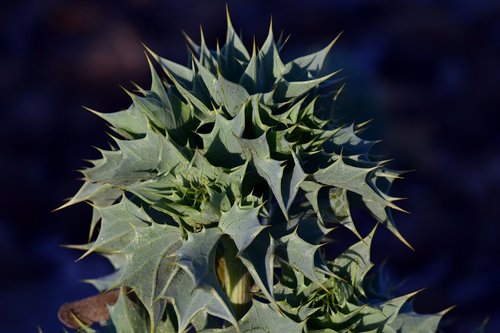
xmin=58 ymin=9 xmax=447 ymax=333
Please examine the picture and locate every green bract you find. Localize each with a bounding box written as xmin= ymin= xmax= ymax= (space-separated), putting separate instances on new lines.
xmin=60 ymin=10 xmax=446 ymax=333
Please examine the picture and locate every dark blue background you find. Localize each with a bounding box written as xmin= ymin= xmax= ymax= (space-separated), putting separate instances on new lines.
xmin=1 ymin=0 xmax=499 ymax=332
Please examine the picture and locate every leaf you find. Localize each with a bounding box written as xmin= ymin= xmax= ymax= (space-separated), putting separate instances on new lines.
xmin=238 ymin=233 xmax=277 ymax=304
xmin=380 ymin=291 xmax=421 ymax=324
xmin=87 ymin=105 xmax=149 ymax=137
xmin=155 ymin=308 xmax=178 ymax=333
xmin=332 ymin=227 xmax=375 ymax=291
xmin=220 ymin=8 xmax=250 ymax=81
xmin=207 ymin=299 xmax=303 ymax=333
xmin=390 ymin=311 xmax=446 ymax=333
xmin=358 ymin=169 xmax=413 ymax=249
xmin=108 ymin=289 xmax=149 ymax=333
xmin=84 ymin=254 xmax=126 ymax=292
xmin=301 ymin=170 xmax=360 ymax=238
xmin=200 ymin=110 xmax=245 ymax=168
xmin=116 ymin=222 xmax=182 ymax=327
xmin=278 ymin=230 xmax=323 ymax=284
xmin=165 ymin=267 xmax=237 ymax=333
xmin=267 ymin=129 xmax=294 ymax=156
xmin=121 ymin=84 xmax=177 ymax=136
xmin=257 ymin=23 xmax=285 ymax=91
xmin=274 ymin=286 xmax=319 ymax=322
xmin=282 ymin=34 xmax=341 ymax=81
xmin=239 ymin=41 xmax=258 ymax=92
xmin=82 ymin=196 xmax=151 ymax=257
xmin=214 ymin=73 xmax=249 ymax=117
xmin=224 ymin=10 xmax=250 ymax=61
xmin=294 ymin=216 xmax=332 ymax=245
xmin=195 ymin=56 xmax=250 ymax=118
xmin=55 ymin=181 xmax=119 ymax=211
xmin=329 ymin=124 xmax=378 ymax=156
xmin=283 ymin=152 xmax=307 ymax=210
xmin=184 ymin=27 xmax=218 ymax=73
xmin=87 ymin=189 xmax=122 ymax=241
xmin=354 ymin=291 xmax=421 ymax=330
xmin=155 ymin=54 xmax=194 ymax=89
xmin=313 ymin=157 xmax=400 ymax=213
xmin=239 ymin=134 xmax=289 ymax=220
xmin=320 ymin=187 xmax=360 ymax=237
xmin=248 ymin=97 xmax=273 ymax=137
xmin=273 ymin=71 xmax=339 ymax=101
xmin=80 ymin=128 xmax=188 ymax=190
xmin=300 ymin=180 xmax=324 ymax=221
xmin=361 ymin=195 xmax=412 ymax=249
xmin=275 ymin=95 xmax=306 ymax=125
xmin=218 ymin=201 xmax=267 ymax=253
xmin=160 ymin=63 xmax=214 ymax=123
xmin=176 ymin=228 xmax=223 ymax=289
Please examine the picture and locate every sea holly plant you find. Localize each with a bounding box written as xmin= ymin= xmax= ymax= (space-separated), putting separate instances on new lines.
xmin=57 ymin=10 xmax=449 ymax=333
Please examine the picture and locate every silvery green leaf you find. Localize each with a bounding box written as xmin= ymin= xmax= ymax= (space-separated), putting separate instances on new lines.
xmin=165 ymin=267 xmax=237 ymax=333
xmin=354 ymin=291 xmax=421 ymax=330
xmin=161 ymin=64 xmax=213 ymax=123
xmin=238 ymin=233 xmax=277 ymax=303
xmin=257 ymin=24 xmax=285 ymax=91
xmin=380 ymin=291 xmax=421 ymax=324
xmin=185 ymin=27 xmax=218 ymax=73
xmin=155 ymin=312 xmax=177 ymax=333
xmin=205 ymin=299 xmax=303 ymax=333
xmin=361 ymin=196 xmax=412 ymax=249
xmin=276 ymin=96 xmax=306 ymax=124
xmin=83 ymin=196 xmax=151 ymax=256
xmin=283 ymin=152 xmax=307 ymax=210
xmin=239 ymin=134 xmax=290 ymax=219
xmin=278 ymin=230 xmax=323 ymax=284
xmin=267 ymin=129 xmax=294 ymax=156
xmin=155 ymin=55 xmax=194 ymax=89
xmin=319 ymin=187 xmax=360 ymax=237
xmin=273 ymin=71 xmax=339 ymax=101
xmin=220 ymin=8 xmax=250 ymax=81
xmin=332 ymin=227 xmax=375 ymax=290
xmin=117 ymin=222 xmax=182 ymax=325
xmin=390 ymin=310 xmax=447 ymax=333
xmin=214 ymin=74 xmax=249 ymax=117
xmin=329 ymin=124 xmax=378 ymax=156
xmin=218 ymin=201 xmax=266 ymax=253
xmin=122 ymin=85 xmax=174 ymax=135
xmin=108 ymin=289 xmax=149 ymax=333
xmin=87 ymin=105 xmax=149 ymax=138
xmin=107 ymin=128 xmax=189 ymax=181
xmin=239 ymin=42 xmax=258 ymax=92
xmin=313 ymin=157 xmax=402 ymax=214
xmin=300 ymin=180 xmax=324 ymax=222
xmin=176 ymin=228 xmax=223 ymax=289
xmin=358 ymin=169 xmax=413 ymax=249
xmin=87 ymin=186 xmax=124 ymax=239
xmin=55 ymin=181 xmax=119 ymax=211
xmin=200 ymin=110 xmax=245 ymax=167
xmin=282 ymin=35 xmax=340 ymax=81
xmin=294 ymin=216 xmax=332 ymax=245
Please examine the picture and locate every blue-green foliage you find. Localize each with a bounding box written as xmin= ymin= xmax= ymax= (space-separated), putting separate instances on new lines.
xmin=60 ymin=10 xmax=446 ymax=333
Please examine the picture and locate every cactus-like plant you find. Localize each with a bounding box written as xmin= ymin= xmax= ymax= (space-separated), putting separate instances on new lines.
xmin=58 ymin=10 xmax=447 ymax=333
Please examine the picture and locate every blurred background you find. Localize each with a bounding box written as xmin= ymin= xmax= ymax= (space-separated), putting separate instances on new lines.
xmin=1 ymin=0 xmax=499 ymax=332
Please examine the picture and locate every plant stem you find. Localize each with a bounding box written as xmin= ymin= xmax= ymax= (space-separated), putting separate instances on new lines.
xmin=217 ymin=237 xmax=251 ymax=318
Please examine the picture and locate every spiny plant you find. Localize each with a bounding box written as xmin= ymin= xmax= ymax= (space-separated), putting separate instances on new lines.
xmin=57 ymin=10 xmax=449 ymax=333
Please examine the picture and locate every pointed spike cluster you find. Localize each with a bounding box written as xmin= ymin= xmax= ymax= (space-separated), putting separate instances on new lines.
xmin=56 ymin=9 xmax=446 ymax=333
